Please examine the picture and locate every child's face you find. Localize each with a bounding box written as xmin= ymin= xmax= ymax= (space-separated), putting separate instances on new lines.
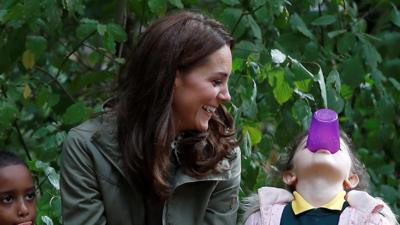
xmin=290 ymin=136 xmax=354 ymax=186
xmin=0 ymin=165 xmax=36 ymax=225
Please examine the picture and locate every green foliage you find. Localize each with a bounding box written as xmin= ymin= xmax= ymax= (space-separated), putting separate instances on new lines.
xmin=1 ymin=0 xmax=399 ymax=223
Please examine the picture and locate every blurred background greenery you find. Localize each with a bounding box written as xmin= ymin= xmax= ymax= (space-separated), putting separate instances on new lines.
xmin=0 ymin=0 xmax=399 ymax=224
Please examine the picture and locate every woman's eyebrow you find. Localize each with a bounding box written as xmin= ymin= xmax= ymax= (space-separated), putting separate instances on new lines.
xmin=213 ymin=71 xmax=230 ymax=77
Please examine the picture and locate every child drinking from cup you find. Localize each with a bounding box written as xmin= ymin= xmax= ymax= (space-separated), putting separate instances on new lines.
xmin=243 ymin=109 xmax=398 ymax=225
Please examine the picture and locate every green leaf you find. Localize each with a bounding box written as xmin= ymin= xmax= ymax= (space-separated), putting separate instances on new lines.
xmin=62 ymin=0 xmax=85 ymax=15
xmin=23 ymin=83 xmax=32 ymax=99
xmin=243 ymin=125 xmax=262 ymax=145
xmin=148 ymin=0 xmax=167 ymax=15
xmin=337 ymin=32 xmax=356 ymax=54
xmin=360 ymin=38 xmax=382 ymax=70
xmin=327 ymin=29 xmax=346 ymax=38
xmin=242 ymin=130 xmax=252 ymax=157
xmin=0 ymin=10 xmax=6 ymax=22
xmin=271 ymin=49 xmax=286 ymax=64
xmin=26 ymin=35 xmax=47 ymax=56
xmin=41 ymin=216 xmax=54 ymax=225
xmin=97 ymin=24 xmax=107 ymax=36
xmin=290 ymin=60 xmax=314 ymax=81
xmin=104 ymin=32 xmax=116 ymax=53
xmin=247 ymin=15 xmax=262 ymax=40
xmin=380 ymin=185 xmax=399 ymax=204
xmin=22 ymin=50 xmax=35 ymax=70
xmin=107 ymin=23 xmax=127 ymax=42
xmin=234 ymin=41 xmax=257 ymax=58
xmin=241 ymin=100 xmax=258 ymax=119
xmin=218 ymin=8 xmax=246 ymax=39
xmin=168 ymin=0 xmax=184 ymax=8
xmin=268 ymin=69 xmax=294 ymax=105
xmin=340 ymin=84 xmax=353 ymax=100
xmin=0 ymin=101 xmax=19 ymax=126
xmin=340 ymin=57 xmax=364 ymax=88
xmin=220 ymin=0 xmax=240 ymax=6
xmin=391 ymin=4 xmax=400 ymax=27
xmin=294 ymin=79 xmax=312 ymax=93
xmin=291 ymin=100 xmax=312 ymax=128
xmin=326 ymin=69 xmax=341 ymax=93
xmin=76 ymin=18 xmax=98 ymax=39
xmin=388 ymin=78 xmax=400 ymax=91
xmin=327 ymin=86 xmax=344 ymax=113
xmin=62 ymin=101 xmax=91 ymax=125
xmin=45 ymin=166 xmax=60 ymax=190
xmin=33 ymin=160 xmax=60 ymax=190
xmin=289 ymin=13 xmax=315 ymax=39
xmin=311 ymin=15 xmax=337 ymax=26
xmin=314 ymin=66 xmax=327 ymax=108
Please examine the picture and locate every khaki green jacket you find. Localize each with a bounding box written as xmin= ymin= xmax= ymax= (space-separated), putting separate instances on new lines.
xmin=60 ymin=113 xmax=241 ymax=225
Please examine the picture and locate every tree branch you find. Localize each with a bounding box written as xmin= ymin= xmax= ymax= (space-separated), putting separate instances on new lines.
xmin=35 ymin=66 xmax=76 ymax=102
xmin=55 ymin=30 xmax=96 ymax=79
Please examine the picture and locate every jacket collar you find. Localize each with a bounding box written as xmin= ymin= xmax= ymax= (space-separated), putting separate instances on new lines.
xmin=91 ymin=112 xmax=129 ymax=181
xmin=292 ymin=191 xmax=346 ymax=215
xmin=172 ymin=148 xmax=240 ymax=189
xmin=91 ymin=112 xmax=237 ymax=189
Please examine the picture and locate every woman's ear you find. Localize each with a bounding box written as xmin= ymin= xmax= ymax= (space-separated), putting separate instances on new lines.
xmin=283 ymin=171 xmax=297 ymax=186
xmin=344 ymin=173 xmax=359 ymax=190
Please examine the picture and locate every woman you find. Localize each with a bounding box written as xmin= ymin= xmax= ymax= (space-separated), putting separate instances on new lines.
xmin=60 ymin=11 xmax=240 ymax=225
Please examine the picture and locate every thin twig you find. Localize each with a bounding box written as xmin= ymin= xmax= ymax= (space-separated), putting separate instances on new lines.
xmin=13 ymin=121 xmax=32 ymax=161
xmin=318 ymin=3 xmax=325 ymax=46
xmin=1 ymin=87 xmax=33 ymax=161
xmin=55 ymin=30 xmax=96 ymax=79
xmin=35 ymin=66 xmax=76 ymax=102
xmin=82 ymin=43 xmax=115 ymax=61
xmin=232 ymin=3 xmax=265 ymax=36
xmin=232 ymin=13 xmax=246 ymax=35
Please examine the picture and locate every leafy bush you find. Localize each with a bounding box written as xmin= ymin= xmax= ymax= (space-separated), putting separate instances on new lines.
xmin=1 ymin=0 xmax=399 ymax=223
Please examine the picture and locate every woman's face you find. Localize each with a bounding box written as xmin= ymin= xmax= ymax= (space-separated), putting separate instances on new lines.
xmin=0 ymin=165 xmax=36 ymax=225
xmin=173 ymin=45 xmax=232 ymax=133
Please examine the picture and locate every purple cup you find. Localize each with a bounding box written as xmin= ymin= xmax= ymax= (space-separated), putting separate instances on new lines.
xmin=306 ymin=109 xmax=340 ymax=154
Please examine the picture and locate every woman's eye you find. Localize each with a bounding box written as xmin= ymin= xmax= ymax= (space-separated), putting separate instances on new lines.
xmin=212 ymin=80 xmax=223 ymax=86
xmin=1 ymin=195 xmax=14 ymax=204
xmin=26 ymin=192 xmax=36 ymax=201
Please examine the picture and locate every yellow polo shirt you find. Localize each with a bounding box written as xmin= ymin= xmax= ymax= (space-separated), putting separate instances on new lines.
xmin=292 ymin=191 xmax=346 ymax=215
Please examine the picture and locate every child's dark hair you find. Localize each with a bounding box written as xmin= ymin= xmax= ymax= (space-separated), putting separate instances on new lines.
xmin=0 ymin=151 xmax=28 ymax=168
xmin=276 ymin=131 xmax=370 ymax=192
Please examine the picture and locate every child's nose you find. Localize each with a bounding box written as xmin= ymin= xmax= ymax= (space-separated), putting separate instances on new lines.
xmin=17 ymin=200 xmax=30 ymax=218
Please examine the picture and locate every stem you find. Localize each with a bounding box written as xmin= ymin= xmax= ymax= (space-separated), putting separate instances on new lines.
xmin=55 ymin=30 xmax=96 ymax=79
xmin=232 ymin=13 xmax=245 ymax=35
xmin=35 ymin=66 xmax=76 ymax=102
xmin=318 ymin=3 xmax=325 ymax=46
xmin=232 ymin=3 xmax=265 ymax=36
xmin=82 ymin=43 xmax=116 ymax=61
xmin=13 ymin=121 xmax=32 ymax=161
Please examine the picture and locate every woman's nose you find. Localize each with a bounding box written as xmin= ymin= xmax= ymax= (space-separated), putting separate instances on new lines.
xmin=218 ymin=86 xmax=231 ymax=102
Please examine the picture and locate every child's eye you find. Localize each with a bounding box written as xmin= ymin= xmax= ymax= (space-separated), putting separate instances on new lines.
xmin=26 ymin=192 xmax=36 ymax=201
xmin=1 ymin=195 xmax=14 ymax=204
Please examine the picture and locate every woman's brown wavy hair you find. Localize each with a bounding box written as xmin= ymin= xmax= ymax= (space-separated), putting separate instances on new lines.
xmin=115 ymin=11 xmax=238 ymax=199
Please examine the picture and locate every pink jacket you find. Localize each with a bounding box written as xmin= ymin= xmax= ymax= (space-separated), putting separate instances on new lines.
xmin=244 ymin=187 xmax=395 ymax=225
